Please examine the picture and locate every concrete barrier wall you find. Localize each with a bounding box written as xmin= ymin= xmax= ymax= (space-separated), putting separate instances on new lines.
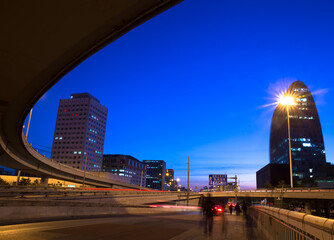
xmin=0 ymin=204 xmax=199 ymax=225
xmin=0 ymin=193 xmax=200 ymax=225
xmin=251 ymin=206 xmax=334 ymax=240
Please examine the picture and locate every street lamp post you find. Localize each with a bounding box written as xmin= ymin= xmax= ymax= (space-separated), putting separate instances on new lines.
xmin=286 ymin=102 xmax=294 ymax=188
xmin=280 ymin=96 xmax=295 ymax=188
xmin=176 ymin=178 xmax=180 ymax=191
xmin=17 ymin=108 xmax=34 ymax=186
xmin=174 ymin=156 xmax=190 ymax=206
xmin=25 ymin=108 xmax=33 ymax=139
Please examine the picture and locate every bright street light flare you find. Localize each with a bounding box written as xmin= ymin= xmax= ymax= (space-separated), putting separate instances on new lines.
xmin=279 ymin=96 xmax=296 ymax=106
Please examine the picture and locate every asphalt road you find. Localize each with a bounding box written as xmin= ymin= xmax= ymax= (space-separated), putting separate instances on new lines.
xmin=0 ymin=212 xmax=262 ymax=240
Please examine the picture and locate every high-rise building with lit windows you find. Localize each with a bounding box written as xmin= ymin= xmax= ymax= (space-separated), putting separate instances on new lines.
xmin=269 ymin=81 xmax=326 ymax=185
xmin=165 ymin=169 xmax=177 ymax=191
xmin=51 ymin=93 xmax=108 ymax=171
xmin=143 ymin=160 xmax=166 ymax=190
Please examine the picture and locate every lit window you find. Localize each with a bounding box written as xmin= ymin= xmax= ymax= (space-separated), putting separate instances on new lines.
xmin=303 ymin=143 xmax=312 ymax=147
xmin=296 ymin=98 xmax=307 ymax=102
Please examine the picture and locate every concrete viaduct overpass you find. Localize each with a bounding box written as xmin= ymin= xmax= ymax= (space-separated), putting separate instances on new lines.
xmin=207 ymin=189 xmax=334 ymax=200
xmin=205 ymin=189 xmax=334 ymax=219
xmin=0 ymin=0 xmax=182 ymax=188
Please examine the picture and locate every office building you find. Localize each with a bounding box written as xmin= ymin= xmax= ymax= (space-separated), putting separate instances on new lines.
xmin=102 ymin=154 xmax=146 ymax=186
xmin=143 ymin=160 xmax=166 ymax=190
xmin=165 ymin=169 xmax=177 ymax=191
xmin=256 ymin=163 xmax=290 ymax=188
xmin=268 ymin=81 xmax=326 ymax=186
xmin=51 ymin=93 xmax=108 ymax=171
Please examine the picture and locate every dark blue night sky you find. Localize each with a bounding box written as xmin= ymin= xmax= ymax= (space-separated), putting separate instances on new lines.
xmin=24 ymin=0 xmax=334 ymax=189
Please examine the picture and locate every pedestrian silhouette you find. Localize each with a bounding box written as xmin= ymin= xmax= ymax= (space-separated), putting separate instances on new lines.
xmin=229 ymin=204 xmax=233 ymax=215
xmin=235 ymin=202 xmax=241 ymax=216
xmin=242 ymin=202 xmax=248 ymax=216
xmin=203 ymin=194 xmax=215 ymax=236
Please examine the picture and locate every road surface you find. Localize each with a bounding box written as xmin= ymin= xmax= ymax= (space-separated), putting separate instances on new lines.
xmin=0 ymin=211 xmax=262 ymax=239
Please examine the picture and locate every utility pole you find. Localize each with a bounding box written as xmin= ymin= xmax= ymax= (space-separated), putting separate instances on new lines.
xmin=187 ymin=156 xmax=190 ymax=206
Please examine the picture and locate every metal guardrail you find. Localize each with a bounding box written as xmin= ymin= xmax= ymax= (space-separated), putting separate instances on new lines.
xmin=250 ymin=206 xmax=334 ymax=240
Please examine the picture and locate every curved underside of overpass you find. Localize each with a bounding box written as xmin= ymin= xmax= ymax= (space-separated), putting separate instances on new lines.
xmin=0 ymin=0 xmax=182 ymax=188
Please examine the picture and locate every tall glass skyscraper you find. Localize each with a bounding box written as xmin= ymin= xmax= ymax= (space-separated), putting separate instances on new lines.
xmin=270 ymin=81 xmax=326 ymax=185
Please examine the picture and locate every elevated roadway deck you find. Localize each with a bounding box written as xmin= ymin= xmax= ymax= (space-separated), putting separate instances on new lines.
xmin=0 ymin=0 xmax=182 ymax=188
xmin=204 ymin=189 xmax=334 ymax=200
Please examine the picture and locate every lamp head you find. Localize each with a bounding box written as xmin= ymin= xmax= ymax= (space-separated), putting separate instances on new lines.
xmin=279 ymin=96 xmax=296 ymax=106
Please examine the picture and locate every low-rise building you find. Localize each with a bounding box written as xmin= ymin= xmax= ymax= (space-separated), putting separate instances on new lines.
xmin=256 ymin=163 xmax=290 ymax=189
xmin=102 ymin=154 xmax=146 ymax=187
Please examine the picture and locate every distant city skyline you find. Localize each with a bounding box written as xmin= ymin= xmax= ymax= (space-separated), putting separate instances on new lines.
xmin=20 ymin=0 xmax=334 ymax=190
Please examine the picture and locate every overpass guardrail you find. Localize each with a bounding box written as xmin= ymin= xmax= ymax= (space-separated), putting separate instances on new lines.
xmin=251 ymin=206 xmax=334 ymax=240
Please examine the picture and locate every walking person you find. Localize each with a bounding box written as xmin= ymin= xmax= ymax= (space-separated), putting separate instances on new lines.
xmin=242 ymin=202 xmax=248 ymax=216
xmin=229 ymin=204 xmax=233 ymax=215
xmin=203 ymin=194 xmax=215 ymax=236
xmin=235 ymin=202 xmax=241 ymax=216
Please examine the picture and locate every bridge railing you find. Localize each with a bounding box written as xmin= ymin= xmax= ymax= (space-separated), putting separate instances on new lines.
xmin=250 ymin=206 xmax=334 ymax=240
xmin=217 ymin=189 xmax=334 ymax=193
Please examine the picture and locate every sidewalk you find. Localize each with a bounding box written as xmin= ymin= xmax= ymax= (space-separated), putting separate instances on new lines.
xmin=171 ymin=212 xmax=262 ymax=240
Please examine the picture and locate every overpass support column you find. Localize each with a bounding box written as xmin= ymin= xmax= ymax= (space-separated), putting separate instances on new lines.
xmin=16 ymin=170 xmax=21 ymax=186
xmin=315 ymin=200 xmax=322 ymax=216
xmin=324 ymin=200 xmax=330 ymax=218
xmin=305 ymin=202 xmax=312 ymax=215
xmin=41 ymin=177 xmax=49 ymax=187
xmin=274 ymin=198 xmax=284 ymax=208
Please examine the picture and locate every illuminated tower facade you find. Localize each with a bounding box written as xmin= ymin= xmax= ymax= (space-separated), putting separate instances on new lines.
xmin=270 ymin=81 xmax=326 ymax=185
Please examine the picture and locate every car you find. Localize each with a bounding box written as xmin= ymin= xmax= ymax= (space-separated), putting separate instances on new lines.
xmin=214 ymin=205 xmax=224 ymax=215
